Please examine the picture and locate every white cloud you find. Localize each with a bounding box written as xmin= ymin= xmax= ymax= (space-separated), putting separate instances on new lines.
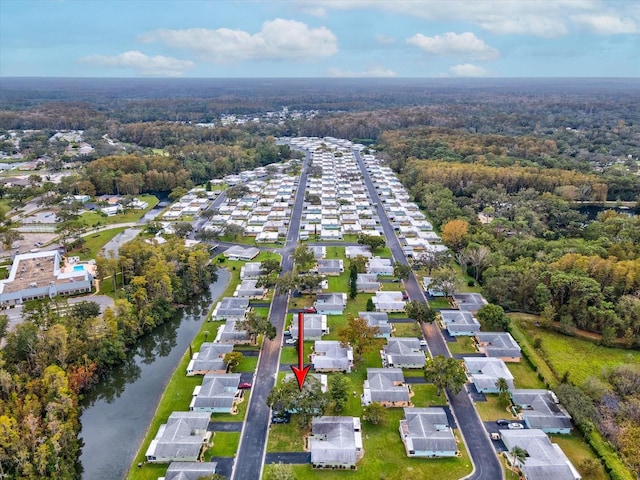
xmin=375 ymin=34 xmax=396 ymax=45
xmin=140 ymin=19 xmax=338 ymax=63
xmin=448 ymin=63 xmax=492 ymax=77
xmin=571 ymin=14 xmax=638 ymax=34
xmin=328 ymin=66 xmax=397 ymax=77
xmin=80 ymin=51 xmax=194 ymax=76
xmin=407 ymin=31 xmax=499 ymax=60
xmin=301 ymin=1 xmax=640 ymax=37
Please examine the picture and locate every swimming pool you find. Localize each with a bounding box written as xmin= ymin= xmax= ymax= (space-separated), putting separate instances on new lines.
xmin=73 ymin=265 xmax=85 ymax=272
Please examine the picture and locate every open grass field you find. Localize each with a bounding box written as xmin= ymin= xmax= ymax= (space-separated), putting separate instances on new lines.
xmin=446 ymin=336 xmax=476 ymax=355
xmin=550 ymin=433 xmax=609 ymax=480
xmin=474 ymin=395 xmax=517 ymax=421
xmin=77 ymin=227 xmax=126 ymax=260
xmin=507 ymin=358 xmax=547 ymax=390
xmin=392 ymin=321 xmax=421 ymax=337
xmin=510 ymin=313 xmax=640 ymax=387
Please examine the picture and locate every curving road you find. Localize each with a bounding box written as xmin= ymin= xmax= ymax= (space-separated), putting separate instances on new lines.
xmin=352 ymin=149 xmax=502 ymax=480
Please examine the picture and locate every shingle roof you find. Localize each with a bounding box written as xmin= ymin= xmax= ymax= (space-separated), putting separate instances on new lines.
xmin=363 ymin=368 xmax=410 ymax=403
xmin=475 ymin=332 xmax=522 ymax=358
xmin=401 ymin=407 xmax=457 ymax=454
xmin=192 ymin=373 xmax=241 ymax=409
xmin=310 ymin=416 xmax=361 ymax=466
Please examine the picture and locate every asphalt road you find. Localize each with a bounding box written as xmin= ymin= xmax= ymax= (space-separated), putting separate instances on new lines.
xmin=231 ymin=153 xmax=309 ymax=480
xmin=353 ymin=149 xmax=502 ymax=480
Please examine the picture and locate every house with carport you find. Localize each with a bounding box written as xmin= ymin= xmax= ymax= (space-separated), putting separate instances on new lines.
xmin=309 ymin=416 xmax=364 ymax=470
xmin=475 ymin=332 xmax=522 ymax=362
xmin=312 ymin=340 xmax=354 ymax=373
xmin=510 ymin=389 xmax=573 ymax=434
xmin=440 ymin=310 xmax=481 ymax=336
xmin=382 ymin=338 xmax=426 ymax=369
xmin=145 ymin=411 xmax=211 ymax=463
xmin=362 ymin=368 xmax=411 ymax=407
xmin=186 ymin=342 xmax=233 ymax=375
xmin=190 ymin=373 xmax=242 ymax=413
xmin=463 ymin=357 xmax=514 ymax=393
xmin=399 ymin=408 xmax=458 ymax=457
xmin=359 ymin=311 xmax=392 ymax=338
xmin=372 ymin=291 xmax=406 ymax=312
xmin=314 ymin=293 xmax=347 ymax=315
xmin=290 ymin=313 xmax=329 ymax=340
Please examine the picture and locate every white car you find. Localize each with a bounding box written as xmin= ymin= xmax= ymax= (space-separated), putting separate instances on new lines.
xmin=285 ymin=338 xmax=297 ymax=345
xmin=419 ymin=339 xmax=428 ymax=347
xmin=507 ymin=423 xmax=524 ymax=430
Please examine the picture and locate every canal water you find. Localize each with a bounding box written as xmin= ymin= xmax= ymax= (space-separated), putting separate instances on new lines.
xmin=79 ymin=268 xmax=230 ymax=480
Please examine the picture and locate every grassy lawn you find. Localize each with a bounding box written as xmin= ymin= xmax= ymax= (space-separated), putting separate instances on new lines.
xmin=507 ymin=358 xmax=546 ymax=390
xmin=411 ymin=383 xmax=443 ymax=407
xmin=235 ymin=355 xmax=258 ymax=373
xmin=550 ymin=433 xmax=609 ymax=480
xmin=429 ymin=297 xmax=453 ymax=309
xmin=446 ymin=336 xmax=477 ymax=355
xmin=510 ymin=313 xmax=640 ymax=387
xmin=80 ymin=194 xmax=159 ymax=227
xmin=206 ymin=432 xmax=240 ymax=458
xmin=76 ymin=227 xmax=126 ymax=260
xmin=211 ymin=393 xmax=249 ymax=422
xmin=280 ymin=342 xmax=314 ymax=364
xmin=473 ymin=395 xmax=516 ymax=421
xmin=392 ymin=322 xmax=421 ymax=337
xmin=267 ymin=421 xmax=306 ymax=452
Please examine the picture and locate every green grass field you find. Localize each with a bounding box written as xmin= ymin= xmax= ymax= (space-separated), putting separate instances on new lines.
xmin=80 ymin=194 xmax=159 ymax=227
xmin=77 ymin=227 xmax=126 ymax=260
xmin=446 ymin=336 xmax=476 ymax=355
xmin=206 ymin=432 xmax=240 ymax=458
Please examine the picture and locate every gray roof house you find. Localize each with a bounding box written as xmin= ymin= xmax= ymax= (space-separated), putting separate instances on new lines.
xmin=240 ymin=262 xmax=263 ymax=280
xmin=309 ymin=416 xmax=364 ymax=469
xmin=316 ymin=259 xmax=344 ymax=275
xmin=161 ymin=461 xmax=218 ymax=480
xmin=500 ymin=429 xmax=581 ymax=480
xmin=214 ymin=320 xmax=250 ymax=344
xmin=511 ymin=389 xmax=573 ymax=434
xmin=372 ymin=291 xmax=406 ymax=312
xmin=356 ymin=273 xmax=381 ymax=293
xmin=223 ymin=245 xmax=259 ymax=261
xmin=310 ymin=246 xmax=326 ymax=259
xmin=186 ymin=343 xmax=233 ymax=376
xmin=399 ymin=407 xmax=458 ymax=457
xmin=475 ymin=332 xmax=522 ymax=362
xmin=362 ymin=368 xmax=411 ymax=407
xmin=440 ymin=310 xmax=481 ymax=336
xmin=312 ymin=340 xmax=354 ymax=372
xmin=190 ymin=373 xmax=242 ymax=413
xmin=314 ymin=293 xmax=347 ymax=315
xmin=212 ymin=297 xmax=249 ymax=321
xmin=145 ymin=412 xmax=211 ymax=463
xmin=382 ymin=338 xmax=426 ymax=369
xmin=366 ymin=257 xmax=394 ymax=276
xmin=463 ymin=357 xmax=515 ymax=393
xmin=233 ymin=279 xmax=267 ymax=299
xmin=359 ymin=311 xmax=392 ymax=338
xmin=290 ymin=313 xmax=329 ymax=340
xmin=345 ymin=245 xmax=372 ymax=259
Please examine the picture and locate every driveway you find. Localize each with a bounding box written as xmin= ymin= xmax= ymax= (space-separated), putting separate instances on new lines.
xmin=264 ymin=452 xmax=311 ymax=464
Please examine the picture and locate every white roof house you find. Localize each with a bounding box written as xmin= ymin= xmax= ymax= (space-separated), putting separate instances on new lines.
xmin=372 ymin=291 xmax=406 ymax=312
xmin=399 ymin=408 xmax=458 ymax=457
xmin=463 ymin=357 xmax=515 ymax=393
xmin=312 ymin=340 xmax=354 ymax=372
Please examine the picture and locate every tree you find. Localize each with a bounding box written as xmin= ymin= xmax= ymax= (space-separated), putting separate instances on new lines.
xmin=363 ymin=401 xmax=385 ymax=425
xmin=430 ymin=267 xmax=457 ymax=298
xmin=329 ymin=375 xmax=352 ymax=412
xmin=476 ymin=304 xmax=510 ymax=331
xmin=293 ymin=245 xmax=315 ymax=272
xmin=496 ymin=377 xmax=511 ymax=407
xmin=509 ymin=445 xmax=527 ymax=468
xmin=423 ymin=355 xmax=467 ymax=396
xmin=239 ymin=312 xmax=276 ymax=344
xmin=441 ymin=219 xmax=469 ymax=252
xmin=261 ymin=258 xmax=282 ymax=275
xmin=463 ymin=245 xmax=492 ymax=281
xmin=366 ymin=297 xmax=375 ymax=312
xmin=226 ymin=184 xmax=250 ymax=199
xmin=168 ymin=186 xmax=188 ymax=201
xmin=358 ymin=234 xmax=385 ymax=252
xmin=350 ymin=255 xmax=369 ymax=273
xmin=223 ymin=223 xmax=244 ymax=240
xmin=294 ymin=273 xmax=324 ymax=294
xmin=266 ymin=376 xmax=328 ymax=426
xmin=338 ymin=314 xmax=380 ymax=363
xmin=275 ymin=271 xmax=296 ymax=294
xmin=224 ymin=351 xmax=244 ymax=372
xmin=173 ymin=222 xmax=193 ymax=238
xmin=405 ymin=300 xmax=436 ymax=323
xmin=413 ymin=249 xmax=449 ymax=274
xmin=393 ymin=262 xmax=412 ymax=281
xmin=349 ymin=263 xmax=358 ymax=299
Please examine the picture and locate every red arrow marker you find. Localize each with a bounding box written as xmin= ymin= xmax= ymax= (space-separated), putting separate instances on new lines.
xmin=290 ymin=311 xmax=310 ymax=390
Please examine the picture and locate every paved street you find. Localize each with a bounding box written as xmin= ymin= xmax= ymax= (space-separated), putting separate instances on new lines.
xmin=353 ymin=150 xmax=502 ymax=480
xmin=231 ymin=153 xmax=309 ymax=480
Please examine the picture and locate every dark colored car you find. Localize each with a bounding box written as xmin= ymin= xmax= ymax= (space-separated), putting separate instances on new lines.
xmin=271 ymin=413 xmax=291 ymax=424
xmin=496 ymin=419 xmax=510 ymax=426
xmin=402 ymin=292 xmax=409 ymax=300
xmin=238 ymin=382 xmax=252 ymax=389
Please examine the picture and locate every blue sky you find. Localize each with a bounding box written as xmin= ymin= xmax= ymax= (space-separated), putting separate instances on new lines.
xmin=1 ymin=0 xmax=638 ymax=77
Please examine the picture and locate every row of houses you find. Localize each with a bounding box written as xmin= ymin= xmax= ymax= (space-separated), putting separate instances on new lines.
xmin=162 ymin=189 xmax=216 ymax=221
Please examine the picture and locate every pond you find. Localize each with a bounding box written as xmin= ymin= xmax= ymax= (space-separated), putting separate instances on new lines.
xmin=79 ymin=268 xmax=230 ymax=480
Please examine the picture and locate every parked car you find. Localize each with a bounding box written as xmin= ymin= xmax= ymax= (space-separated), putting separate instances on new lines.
xmin=419 ymin=339 xmax=428 ymax=347
xmin=303 ymin=306 xmax=317 ymax=313
xmin=507 ymin=422 xmax=524 ymax=429
xmin=271 ymin=413 xmax=291 ymax=424
xmin=285 ymin=338 xmax=297 ymax=345
xmin=496 ymin=419 xmax=510 ymax=426
xmin=238 ymin=382 xmax=252 ymax=389
xmin=402 ymin=292 xmax=409 ymax=300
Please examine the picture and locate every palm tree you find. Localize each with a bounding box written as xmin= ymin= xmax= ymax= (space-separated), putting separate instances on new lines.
xmin=496 ymin=377 xmax=511 ymax=407
xmin=509 ymin=445 xmax=527 ymax=469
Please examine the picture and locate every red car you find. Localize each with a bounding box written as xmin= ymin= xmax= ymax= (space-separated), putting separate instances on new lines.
xmin=303 ymin=306 xmax=317 ymax=313
xmin=238 ymin=382 xmax=252 ymax=389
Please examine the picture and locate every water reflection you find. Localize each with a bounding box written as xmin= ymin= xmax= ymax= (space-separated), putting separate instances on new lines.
xmin=79 ymin=269 xmax=230 ymax=480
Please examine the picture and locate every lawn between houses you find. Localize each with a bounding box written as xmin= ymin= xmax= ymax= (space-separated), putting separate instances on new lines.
xmin=127 ymin=251 xmax=280 ymax=480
